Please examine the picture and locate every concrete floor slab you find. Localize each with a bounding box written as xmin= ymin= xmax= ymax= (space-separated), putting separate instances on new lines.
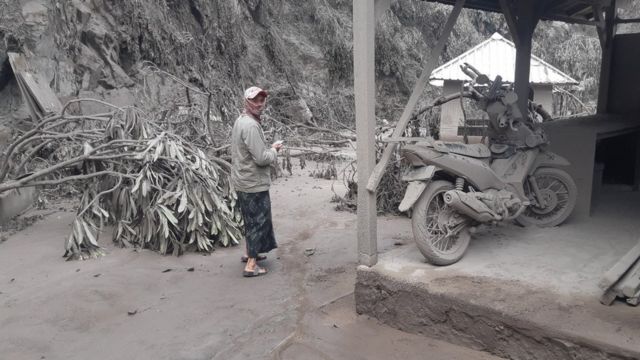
xmin=356 ymin=186 xmax=640 ymax=359
xmin=0 ymin=167 xmax=500 ymax=360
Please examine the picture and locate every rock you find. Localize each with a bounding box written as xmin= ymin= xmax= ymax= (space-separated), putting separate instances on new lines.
xmin=76 ymin=43 xmax=105 ymax=86
xmin=77 ymin=11 xmax=133 ymax=89
xmin=283 ymin=98 xmax=313 ymax=124
xmin=76 ymin=87 xmax=135 ymax=114
xmin=72 ymin=0 xmax=93 ymax=24
xmin=21 ymin=1 xmax=49 ymax=40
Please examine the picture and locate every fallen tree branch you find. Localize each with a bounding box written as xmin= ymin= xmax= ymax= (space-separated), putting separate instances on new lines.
xmin=1 ymin=99 xmax=243 ymax=260
xmin=0 ymin=171 xmax=133 ymax=193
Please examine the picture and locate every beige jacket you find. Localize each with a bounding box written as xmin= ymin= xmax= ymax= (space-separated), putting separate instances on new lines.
xmin=231 ymin=113 xmax=277 ymax=193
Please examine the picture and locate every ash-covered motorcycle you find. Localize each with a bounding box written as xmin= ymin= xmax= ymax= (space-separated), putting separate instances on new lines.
xmin=399 ymin=63 xmax=577 ymax=265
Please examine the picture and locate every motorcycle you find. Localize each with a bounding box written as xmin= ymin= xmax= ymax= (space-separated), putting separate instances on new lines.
xmin=399 ymin=63 xmax=577 ymax=265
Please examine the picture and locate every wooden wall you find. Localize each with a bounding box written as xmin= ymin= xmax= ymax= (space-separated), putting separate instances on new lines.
xmin=608 ymin=33 xmax=640 ymax=115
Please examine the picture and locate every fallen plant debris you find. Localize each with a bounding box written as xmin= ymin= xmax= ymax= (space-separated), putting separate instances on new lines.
xmin=0 ymin=99 xmax=243 ymax=260
xmin=332 ymin=145 xmax=408 ymax=215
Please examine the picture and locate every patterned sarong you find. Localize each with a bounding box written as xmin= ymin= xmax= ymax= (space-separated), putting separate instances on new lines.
xmin=236 ymin=190 xmax=277 ymax=258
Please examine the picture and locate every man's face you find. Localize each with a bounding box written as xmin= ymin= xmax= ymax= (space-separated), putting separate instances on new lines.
xmin=251 ymin=94 xmax=267 ymax=113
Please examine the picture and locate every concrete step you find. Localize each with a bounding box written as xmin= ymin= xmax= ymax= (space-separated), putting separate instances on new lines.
xmin=356 ymin=243 xmax=640 ymax=360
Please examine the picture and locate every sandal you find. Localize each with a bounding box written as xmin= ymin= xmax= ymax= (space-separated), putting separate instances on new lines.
xmin=243 ymin=266 xmax=268 ymax=277
xmin=241 ymin=254 xmax=267 ymax=263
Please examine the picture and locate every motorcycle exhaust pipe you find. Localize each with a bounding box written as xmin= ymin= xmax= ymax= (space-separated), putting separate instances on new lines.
xmin=443 ymin=190 xmax=500 ymax=223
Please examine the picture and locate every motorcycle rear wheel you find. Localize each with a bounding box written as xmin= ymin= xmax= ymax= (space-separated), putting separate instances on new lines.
xmin=516 ymin=167 xmax=577 ymax=227
xmin=411 ymin=180 xmax=471 ymax=266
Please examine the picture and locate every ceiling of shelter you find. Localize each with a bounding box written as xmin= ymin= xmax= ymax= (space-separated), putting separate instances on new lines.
xmin=423 ymin=0 xmax=611 ymax=24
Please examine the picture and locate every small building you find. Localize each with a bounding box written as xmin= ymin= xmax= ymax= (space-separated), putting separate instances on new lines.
xmin=429 ymin=32 xmax=578 ymax=140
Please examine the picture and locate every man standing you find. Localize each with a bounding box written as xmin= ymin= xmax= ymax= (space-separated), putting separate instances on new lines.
xmin=231 ymin=86 xmax=282 ymax=277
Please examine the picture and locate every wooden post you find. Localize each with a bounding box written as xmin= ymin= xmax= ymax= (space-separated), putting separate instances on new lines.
xmin=634 ymin=131 xmax=640 ymax=192
xmin=498 ymin=0 xmax=520 ymax=47
xmin=513 ymin=0 xmax=538 ymax=117
xmin=366 ymin=0 xmax=465 ymax=192
xmin=354 ymin=0 xmax=386 ymax=266
xmin=597 ymin=0 xmax=618 ymax=114
xmin=593 ymin=4 xmax=607 ymax=47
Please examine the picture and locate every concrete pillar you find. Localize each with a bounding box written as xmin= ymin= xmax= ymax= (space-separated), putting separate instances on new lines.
xmin=354 ymin=0 xmax=384 ymax=266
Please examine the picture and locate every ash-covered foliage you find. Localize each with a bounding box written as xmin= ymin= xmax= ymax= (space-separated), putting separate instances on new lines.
xmin=0 ymin=103 xmax=242 ymax=260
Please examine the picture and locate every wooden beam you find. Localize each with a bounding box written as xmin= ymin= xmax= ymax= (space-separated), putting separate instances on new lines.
xmin=537 ymin=0 xmax=558 ymax=19
xmin=634 ymin=131 xmax=640 ymax=192
xmin=579 ymin=0 xmax=612 ymax=6
xmin=598 ymin=239 xmax=640 ymax=291
xmin=576 ymin=0 xmax=611 ymax=5
xmin=541 ymin=14 xmax=598 ymax=25
xmin=593 ymin=4 xmax=607 ymax=47
xmin=513 ymin=0 xmax=540 ymax=117
xmin=616 ymin=17 xmax=640 ymax=24
xmin=354 ymin=0 xmax=378 ymax=266
xmin=366 ymin=0 xmax=465 ymax=192
xmin=597 ymin=0 xmax=617 ymax=114
xmin=498 ymin=0 xmax=520 ymax=47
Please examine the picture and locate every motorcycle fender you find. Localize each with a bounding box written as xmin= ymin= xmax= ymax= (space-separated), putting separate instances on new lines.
xmin=399 ymin=181 xmax=428 ymax=212
xmin=402 ymin=165 xmax=436 ymax=182
xmin=532 ymin=151 xmax=570 ymax=173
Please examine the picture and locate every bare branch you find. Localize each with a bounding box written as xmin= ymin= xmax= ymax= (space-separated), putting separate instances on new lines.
xmin=61 ymin=98 xmax=123 ymax=116
xmin=0 ymin=171 xmax=132 ymax=193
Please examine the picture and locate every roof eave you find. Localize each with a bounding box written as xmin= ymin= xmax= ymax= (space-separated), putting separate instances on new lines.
xmin=419 ymin=0 xmax=605 ymax=26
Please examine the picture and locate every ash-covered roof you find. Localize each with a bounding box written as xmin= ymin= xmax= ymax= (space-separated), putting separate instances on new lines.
xmin=430 ymin=33 xmax=579 ymax=86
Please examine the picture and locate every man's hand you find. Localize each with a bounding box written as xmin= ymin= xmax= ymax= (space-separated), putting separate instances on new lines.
xmin=272 ymin=140 xmax=284 ymax=151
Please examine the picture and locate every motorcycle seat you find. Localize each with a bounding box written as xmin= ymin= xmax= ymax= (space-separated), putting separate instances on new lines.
xmin=432 ymin=141 xmax=491 ymax=158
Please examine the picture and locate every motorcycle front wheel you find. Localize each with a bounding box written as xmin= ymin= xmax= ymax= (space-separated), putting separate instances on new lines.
xmin=516 ymin=167 xmax=577 ymax=227
xmin=411 ymin=180 xmax=471 ymax=266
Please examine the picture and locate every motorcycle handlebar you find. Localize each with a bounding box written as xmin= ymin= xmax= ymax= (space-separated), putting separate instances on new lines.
xmin=460 ymin=65 xmax=478 ymax=81
xmin=461 ymin=62 xmax=483 ymax=79
xmin=456 ymin=64 xmax=555 ymax=121
xmin=487 ymin=75 xmax=502 ymax=100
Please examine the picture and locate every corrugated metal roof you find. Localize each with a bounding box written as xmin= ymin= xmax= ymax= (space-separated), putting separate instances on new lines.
xmin=430 ymin=33 xmax=579 ymax=86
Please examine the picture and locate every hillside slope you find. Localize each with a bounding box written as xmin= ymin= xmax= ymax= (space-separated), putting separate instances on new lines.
xmin=0 ymin=0 xmax=616 ymax=133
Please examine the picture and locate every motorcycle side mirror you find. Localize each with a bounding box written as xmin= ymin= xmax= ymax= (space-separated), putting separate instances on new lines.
xmin=476 ymin=74 xmax=491 ymax=85
xmin=502 ymin=91 xmax=518 ymax=105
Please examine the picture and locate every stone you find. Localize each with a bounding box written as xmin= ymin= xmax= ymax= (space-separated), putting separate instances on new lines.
xmin=21 ymin=1 xmax=49 ymax=39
